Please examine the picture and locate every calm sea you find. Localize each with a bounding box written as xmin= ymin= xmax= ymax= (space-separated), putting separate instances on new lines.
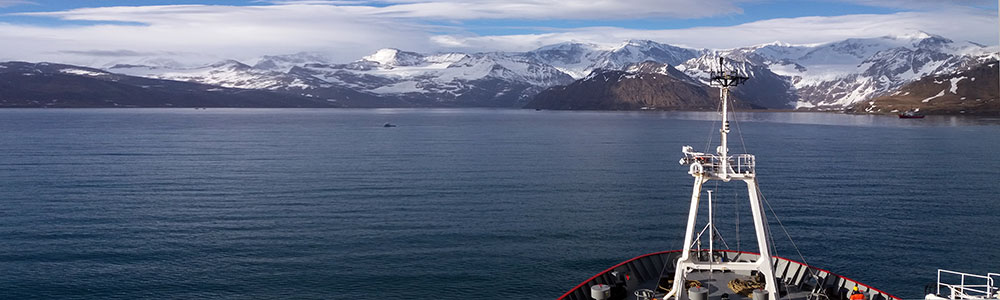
xmin=1 ymin=108 xmax=997 ymax=299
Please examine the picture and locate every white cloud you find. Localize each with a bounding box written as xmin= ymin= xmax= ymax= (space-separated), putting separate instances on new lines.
xmin=361 ymin=0 xmax=745 ymax=20
xmin=0 ymin=0 xmax=33 ymax=8
xmin=432 ymin=9 xmax=1000 ymax=51
xmin=21 ymin=0 xmax=746 ymax=21
xmin=0 ymin=1 xmax=995 ymax=67
xmin=3 ymin=4 xmax=442 ymax=65
xmin=251 ymin=0 xmax=746 ymax=19
xmin=839 ymin=0 xmax=995 ymax=9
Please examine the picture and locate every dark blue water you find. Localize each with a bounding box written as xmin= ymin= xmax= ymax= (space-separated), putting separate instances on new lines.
xmin=0 ymin=109 xmax=997 ymax=299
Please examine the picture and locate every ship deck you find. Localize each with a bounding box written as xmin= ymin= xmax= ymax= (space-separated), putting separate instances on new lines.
xmin=559 ymin=250 xmax=899 ymax=300
xmin=625 ymin=270 xmax=814 ymax=300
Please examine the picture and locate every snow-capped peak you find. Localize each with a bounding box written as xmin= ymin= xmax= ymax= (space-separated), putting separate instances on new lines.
xmin=616 ymin=39 xmax=658 ymax=49
xmin=424 ymin=52 xmax=469 ymax=64
xmin=885 ymin=30 xmax=936 ymax=40
xmin=361 ymin=48 xmax=424 ymax=68
xmin=253 ymin=52 xmax=331 ymax=72
xmin=534 ymin=41 xmax=607 ymax=52
xmin=522 ymin=39 xmax=701 ymax=79
xmin=625 ymin=61 xmax=673 ymax=75
xmin=610 ymin=39 xmax=684 ymax=54
xmin=209 ymin=59 xmax=251 ymax=69
xmin=749 ymin=41 xmax=794 ymax=49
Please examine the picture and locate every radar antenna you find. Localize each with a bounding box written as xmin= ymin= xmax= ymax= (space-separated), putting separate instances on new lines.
xmin=710 ymin=57 xmax=749 ymax=88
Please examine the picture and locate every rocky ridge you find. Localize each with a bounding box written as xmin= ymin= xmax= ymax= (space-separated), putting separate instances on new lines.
xmin=525 ymin=61 xmax=749 ymax=110
xmin=851 ymin=59 xmax=999 ymax=115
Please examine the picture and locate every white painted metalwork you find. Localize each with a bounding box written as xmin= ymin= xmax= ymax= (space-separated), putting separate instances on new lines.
xmin=928 ymin=269 xmax=999 ymax=300
xmin=667 ymin=58 xmax=780 ymax=300
xmin=690 ymin=190 xmax=731 ymax=262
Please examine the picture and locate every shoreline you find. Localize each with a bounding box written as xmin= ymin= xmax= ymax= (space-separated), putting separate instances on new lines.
xmin=0 ymin=106 xmax=995 ymax=116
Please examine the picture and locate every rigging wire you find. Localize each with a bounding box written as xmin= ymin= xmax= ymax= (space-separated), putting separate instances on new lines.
xmin=704 ymin=99 xmax=722 ymax=153
xmin=761 ymin=195 xmax=790 ymax=300
xmin=654 ymin=191 xmax=694 ymax=298
xmin=756 ymin=181 xmax=820 ymax=280
xmin=724 ymin=84 xmax=787 ymax=296
xmin=655 ymin=245 xmax=675 ymax=296
xmin=728 ymin=89 xmax=750 ymax=156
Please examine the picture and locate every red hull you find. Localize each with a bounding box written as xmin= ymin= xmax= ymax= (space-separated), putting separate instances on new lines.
xmin=559 ymin=249 xmax=901 ymax=300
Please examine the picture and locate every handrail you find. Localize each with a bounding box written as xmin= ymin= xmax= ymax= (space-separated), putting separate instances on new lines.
xmin=990 ymin=273 xmax=1000 ymax=297
xmin=936 ymin=269 xmax=997 ymax=299
xmin=684 ymin=153 xmax=755 ymax=175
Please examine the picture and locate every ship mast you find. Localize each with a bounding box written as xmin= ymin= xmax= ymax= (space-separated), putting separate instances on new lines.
xmin=716 ymin=56 xmax=741 ymax=181
xmin=667 ymin=57 xmax=780 ymax=300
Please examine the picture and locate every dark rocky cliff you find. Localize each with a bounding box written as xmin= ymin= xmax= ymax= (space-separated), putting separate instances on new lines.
xmin=525 ymin=62 xmax=761 ymax=110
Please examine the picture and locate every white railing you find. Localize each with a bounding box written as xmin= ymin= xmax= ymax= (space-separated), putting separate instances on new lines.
xmin=735 ymin=154 xmax=756 ymax=174
xmin=991 ymin=273 xmax=1000 ymax=298
xmin=683 ymin=154 xmax=755 ymax=176
xmin=936 ymin=269 xmax=997 ymax=300
xmin=680 ymin=146 xmax=755 ymax=177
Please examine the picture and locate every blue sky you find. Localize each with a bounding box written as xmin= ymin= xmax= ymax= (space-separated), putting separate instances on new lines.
xmin=0 ymin=0 xmax=921 ymax=34
xmin=440 ymin=1 xmax=907 ymax=36
xmin=0 ymin=0 xmax=996 ymax=65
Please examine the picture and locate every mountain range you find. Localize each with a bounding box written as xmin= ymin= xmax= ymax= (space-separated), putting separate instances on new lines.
xmin=0 ymin=62 xmax=339 ymax=108
xmin=1 ymin=31 xmax=996 ymax=113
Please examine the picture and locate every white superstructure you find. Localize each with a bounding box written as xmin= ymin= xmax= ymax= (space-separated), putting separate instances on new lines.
xmin=666 ymin=58 xmax=780 ymax=300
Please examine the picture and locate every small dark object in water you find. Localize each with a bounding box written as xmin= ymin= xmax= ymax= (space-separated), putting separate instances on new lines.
xmin=383 ymin=123 xmax=397 ymax=127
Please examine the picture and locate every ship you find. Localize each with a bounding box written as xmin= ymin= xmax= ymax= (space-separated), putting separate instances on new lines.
xmin=898 ymin=110 xmax=925 ymax=119
xmin=560 ymin=58 xmax=913 ymax=300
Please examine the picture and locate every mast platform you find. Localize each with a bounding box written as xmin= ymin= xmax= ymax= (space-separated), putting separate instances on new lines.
xmin=680 ymin=146 xmax=756 ymax=180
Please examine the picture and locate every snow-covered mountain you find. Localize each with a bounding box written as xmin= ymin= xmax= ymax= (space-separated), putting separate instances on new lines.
xmin=306 ymin=50 xmax=571 ymax=91
xmin=105 ymin=47 xmax=576 ymax=107
xmin=290 ymin=50 xmax=574 ymax=106
xmin=0 ymin=61 xmax=338 ymax=108
xmin=60 ymin=31 xmax=997 ymax=110
xmin=851 ymin=59 xmax=999 ymax=114
xmin=695 ymin=31 xmax=995 ymax=109
xmin=520 ymin=40 xmax=703 ymax=79
xmin=93 ymin=40 xmax=704 ymax=107
xmin=253 ymin=52 xmax=334 ymax=72
xmin=110 ymin=59 xmax=323 ymax=90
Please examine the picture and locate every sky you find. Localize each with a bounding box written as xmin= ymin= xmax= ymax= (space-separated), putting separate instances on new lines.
xmin=0 ymin=0 xmax=997 ymax=66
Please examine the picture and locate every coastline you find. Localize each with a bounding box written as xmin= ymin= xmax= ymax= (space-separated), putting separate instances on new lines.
xmin=1 ymin=105 xmax=997 ymax=116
